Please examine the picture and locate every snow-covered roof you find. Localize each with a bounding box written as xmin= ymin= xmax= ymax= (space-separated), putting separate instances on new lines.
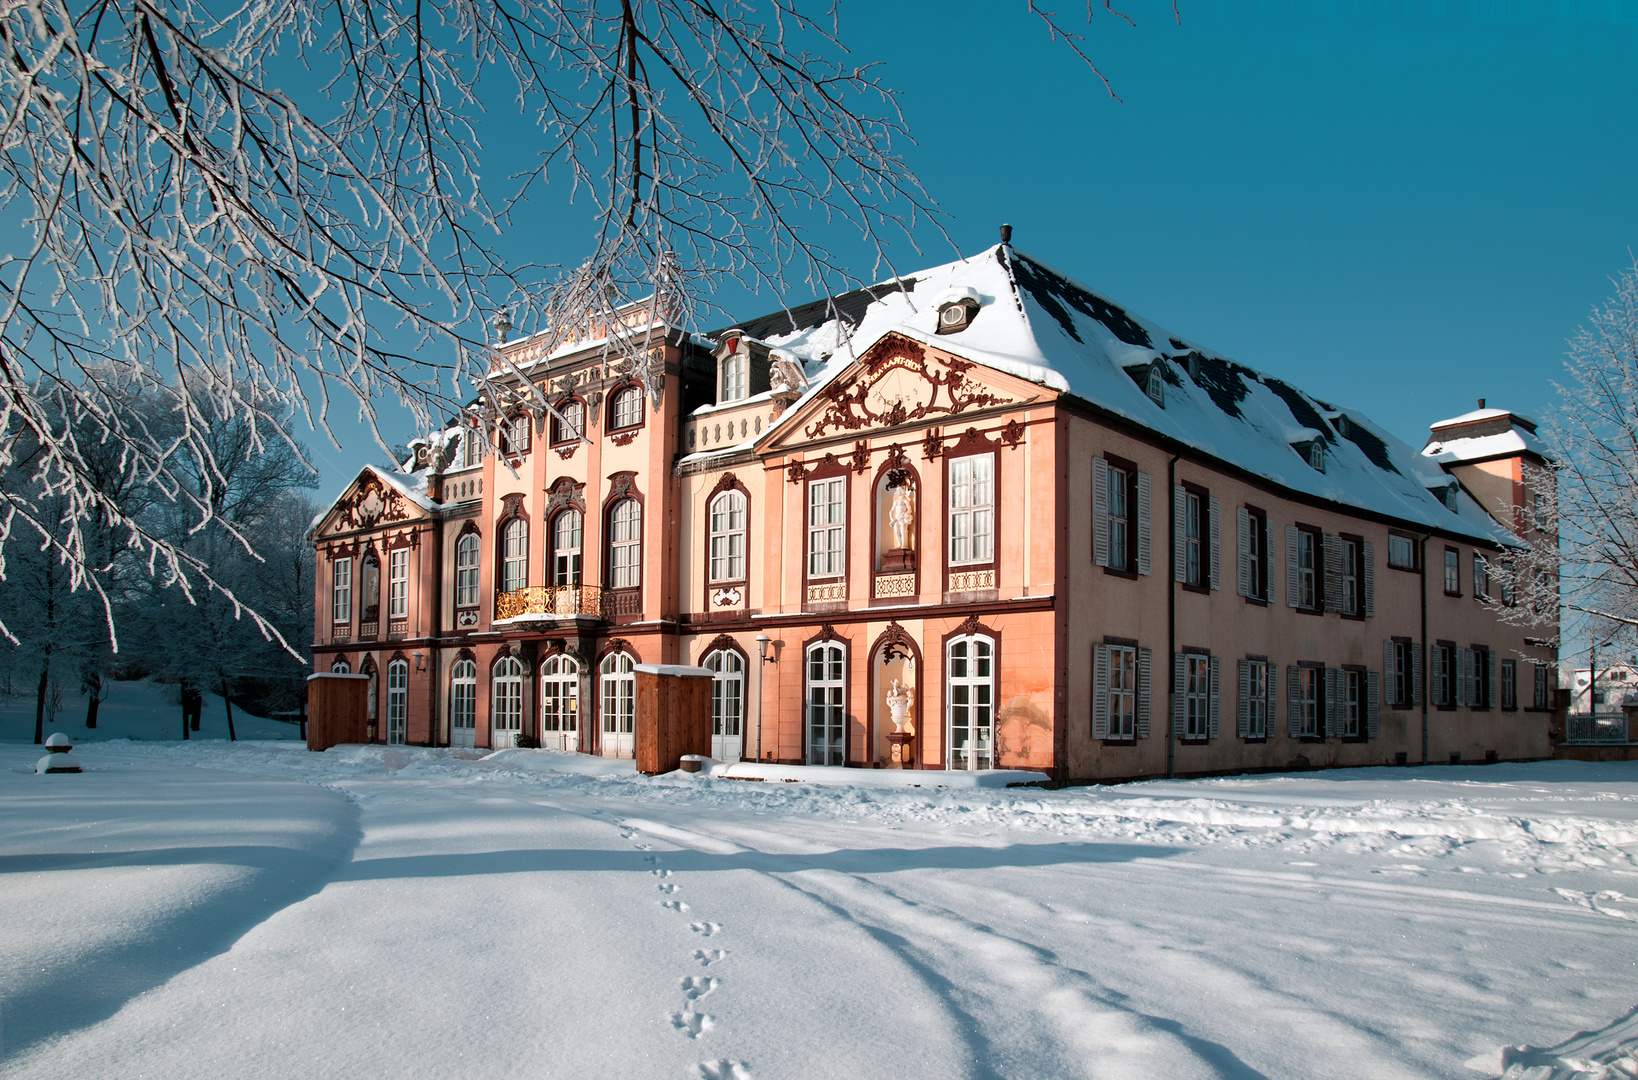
xmin=1422 ymin=428 xmax=1549 ymax=466
xmin=710 ymin=244 xmax=1520 ymax=547
xmin=308 ymin=462 xmax=439 ymax=537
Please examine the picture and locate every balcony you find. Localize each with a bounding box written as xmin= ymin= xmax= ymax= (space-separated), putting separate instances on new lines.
xmin=495 ymin=585 xmax=611 ymax=622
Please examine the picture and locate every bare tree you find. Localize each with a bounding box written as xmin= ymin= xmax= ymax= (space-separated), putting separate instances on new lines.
xmin=0 ymin=0 xmax=1158 ymax=653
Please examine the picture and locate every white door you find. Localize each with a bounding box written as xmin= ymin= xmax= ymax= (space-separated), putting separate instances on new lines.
xmin=947 ymin=635 xmax=994 ymax=770
xmin=600 ymin=652 xmax=635 ymax=758
xmin=806 ymin=642 xmax=845 ymax=766
xmin=706 ymin=649 xmax=744 ymax=762
xmin=450 ymin=659 xmax=476 ymax=748
xmin=540 ymin=655 xmax=580 ymax=752
xmin=386 ymin=660 xmax=408 ymax=745
xmin=492 ymin=656 xmax=525 ymax=749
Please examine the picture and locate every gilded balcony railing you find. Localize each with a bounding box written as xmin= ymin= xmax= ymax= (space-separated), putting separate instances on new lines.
xmin=495 ymin=584 xmax=610 ymax=621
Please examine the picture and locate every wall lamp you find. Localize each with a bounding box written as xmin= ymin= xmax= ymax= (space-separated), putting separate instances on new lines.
xmin=755 ymin=633 xmax=775 ymax=663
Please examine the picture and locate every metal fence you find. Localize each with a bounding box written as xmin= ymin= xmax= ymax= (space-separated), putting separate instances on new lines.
xmin=1567 ymin=713 xmax=1631 ymax=744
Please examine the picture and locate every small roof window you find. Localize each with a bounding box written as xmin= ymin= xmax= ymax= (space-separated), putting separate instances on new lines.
xmin=934 ymin=286 xmax=982 ymax=335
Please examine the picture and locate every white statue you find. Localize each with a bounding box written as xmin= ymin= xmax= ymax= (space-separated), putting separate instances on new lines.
xmin=770 ymin=350 xmax=808 ymax=394
xmin=886 ymin=678 xmax=914 ymax=735
xmin=889 ymin=485 xmax=914 ymax=550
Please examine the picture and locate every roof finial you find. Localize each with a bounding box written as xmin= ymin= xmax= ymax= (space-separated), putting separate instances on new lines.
xmin=492 ymin=309 xmax=512 ymax=345
xmin=999 ymin=223 xmax=1013 ymax=245
xmin=1477 ymin=397 xmax=1486 ymax=409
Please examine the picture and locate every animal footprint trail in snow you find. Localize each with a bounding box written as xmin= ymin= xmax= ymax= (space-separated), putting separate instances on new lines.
xmin=689 ymin=921 xmax=722 ymax=937
xmin=658 ymin=882 xmax=683 ymax=894
xmin=693 ymin=948 xmax=727 ymax=966
xmin=651 ymin=868 xmax=673 ymax=878
xmin=681 ymin=975 xmax=719 ymax=1000
xmin=695 ymin=1060 xmax=752 ymax=1080
xmin=668 ymin=1008 xmax=716 ymax=1039
xmin=662 ymin=899 xmax=692 ymax=913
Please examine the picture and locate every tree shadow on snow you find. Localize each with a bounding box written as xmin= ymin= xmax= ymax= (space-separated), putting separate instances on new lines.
xmin=330 ymin=839 xmax=1185 ymax=882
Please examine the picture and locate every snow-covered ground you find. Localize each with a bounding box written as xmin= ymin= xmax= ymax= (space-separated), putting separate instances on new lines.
xmin=4 ymin=740 xmax=1637 ymax=1080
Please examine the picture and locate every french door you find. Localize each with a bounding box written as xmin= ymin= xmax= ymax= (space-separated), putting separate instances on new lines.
xmin=540 ymin=655 xmax=580 ymax=752
xmin=600 ymin=652 xmax=635 ymax=758
xmin=491 ymin=656 xmax=525 ymax=749
xmin=705 ymin=649 xmax=744 ymax=762
xmin=806 ymin=642 xmax=845 ymax=766
xmin=450 ymin=659 xmax=476 ymax=748
xmin=947 ymin=635 xmax=994 ymax=770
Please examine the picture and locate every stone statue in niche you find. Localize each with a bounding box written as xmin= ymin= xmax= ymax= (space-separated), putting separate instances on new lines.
xmin=884 ymin=677 xmax=915 ymax=768
xmin=889 ymin=486 xmax=913 ymax=550
xmin=880 ymin=469 xmax=915 ymax=572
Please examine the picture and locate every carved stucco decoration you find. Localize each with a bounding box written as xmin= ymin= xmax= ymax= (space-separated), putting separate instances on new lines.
xmin=646 ymin=349 xmax=667 ymax=410
xmin=608 ymin=471 xmax=639 ymax=503
xmin=878 ymin=620 xmax=916 ymax=664
xmin=801 ymin=336 xmax=1011 ymax=440
xmin=328 ymin=474 xmax=414 ymax=534
xmin=546 ymin=477 xmax=586 ymax=516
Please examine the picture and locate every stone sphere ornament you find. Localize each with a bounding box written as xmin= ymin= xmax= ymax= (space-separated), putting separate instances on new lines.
xmin=37 ymin=732 xmax=84 ymax=774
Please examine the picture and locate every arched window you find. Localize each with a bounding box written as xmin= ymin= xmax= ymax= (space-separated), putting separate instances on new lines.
xmin=709 ymin=491 xmax=747 ymax=582
xmin=705 ymin=649 xmax=745 ymax=762
xmin=552 ymin=510 xmax=583 ymax=585
xmin=386 ymin=659 xmax=408 ymax=745
xmin=455 ymin=532 xmax=480 ymax=607
xmin=721 ymin=353 xmax=748 ymax=402
xmin=600 ymin=651 xmax=636 ymax=757
xmin=540 ymin=654 xmax=580 ymax=751
xmin=360 ymin=551 xmax=381 ymax=623
xmin=609 ymin=499 xmax=641 ymax=589
xmin=450 ymin=658 xmax=476 ymax=747
xmin=552 ymin=401 xmax=584 ymax=444
xmin=805 ymin=641 xmax=846 ymax=767
xmin=331 ymin=658 xmax=350 ymax=674
xmin=501 ymin=517 xmax=528 ymax=593
xmin=492 ymin=655 xmax=525 ymax=748
xmin=947 ymin=634 xmax=994 ymax=771
xmin=461 ymin=425 xmax=482 ymax=468
xmin=611 ymin=387 xmax=643 ymax=429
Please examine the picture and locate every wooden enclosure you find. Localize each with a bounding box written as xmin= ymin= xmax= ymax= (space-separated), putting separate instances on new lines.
xmin=634 ymin=664 xmax=712 ymax=775
xmin=306 ymin=672 xmax=371 ymax=751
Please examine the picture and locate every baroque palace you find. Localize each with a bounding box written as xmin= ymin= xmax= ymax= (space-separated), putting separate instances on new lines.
xmin=308 ymin=238 xmax=1556 ymax=781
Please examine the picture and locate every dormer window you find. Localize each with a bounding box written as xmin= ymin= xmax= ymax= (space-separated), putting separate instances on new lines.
xmin=1291 ymin=437 xmax=1324 ymax=472
xmin=1430 ymin=482 xmax=1458 ymax=512
xmin=722 ymin=351 xmax=748 ymax=402
xmin=934 ymin=286 xmax=981 ymax=335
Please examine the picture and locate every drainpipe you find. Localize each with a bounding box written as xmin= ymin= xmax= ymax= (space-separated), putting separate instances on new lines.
xmin=1167 ymin=453 xmax=1181 ymax=780
xmin=1419 ymin=533 xmax=1430 ymax=765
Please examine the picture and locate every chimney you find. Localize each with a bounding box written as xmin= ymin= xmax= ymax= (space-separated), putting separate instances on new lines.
xmin=1477 ymin=398 xmax=1486 ymax=409
xmin=999 ymin=223 xmax=1013 ymax=244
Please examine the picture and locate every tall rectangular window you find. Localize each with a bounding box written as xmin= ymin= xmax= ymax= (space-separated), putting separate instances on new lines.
xmin=1444 ymin=547 xmax=1461 ymax=595
xmin=1107 ymin=645 xmax=1136 ymax=739
xmin=807 ymin=478 xmax=846 ymax=578
xmin=709 ymin=492 xmax=748 ymax=582
xmin=1184 ymin=493 xmax=1203 ymax=587
xmin=1297 ymin=666 xmax=1319 ymax=737
xmin=455 ymin=533 xmax=480 ymax=606
xmin=1341 ymin=539 xmax=1359 ymax=616
xmin=388 ymin=548 xmax=409 ymax=619
xmin=1473 ymin=554 xmax=1490 ymax=602
xmin=1297 ymin=529 xmax=1318 ymax=610
xmin=721 ymin=353 xmax=748 ymax=402
xmin=1342 ymin=670 xmax=1362 ymax=737
xmin=1245 ymin=660 xmax=1268 ymax=738
xmin=1474 ymin=647 xmax=1492 ymax=709
xmin=332 ymin=557 xmax=352 ymax=624
xmin=1534 ymin=664 xmax=1550 ymax=709
xmin=462 ymin=427 xmax=481 ymax=468
xmin=1185 ymin=654 xmax=1211 ymax=738
xmin=1246 ymin=510 xmax=1267 ymax=601
xmin=1108 ymin=466 xmax=1129 ymax=571
xmin=552 ymin=401 xmax=584 ymax=444
xmin=1501 ymin=659 xmax=1517 ymax=710
xmin=949 ymin=454 xmax=995 ymax=565
xmin=1434 ymin=642 xmax=1454 ymax=707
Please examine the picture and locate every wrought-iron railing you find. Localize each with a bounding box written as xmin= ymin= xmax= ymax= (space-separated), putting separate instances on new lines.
xmin=1567 ymin=714 xmax=1631 ymax=744
xmin=495 ymin=585 xmax=609 ymax=621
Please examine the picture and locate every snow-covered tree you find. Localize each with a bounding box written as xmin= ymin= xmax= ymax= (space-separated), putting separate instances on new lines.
xmin=0 ymin=0 xmax=1149 ymax=654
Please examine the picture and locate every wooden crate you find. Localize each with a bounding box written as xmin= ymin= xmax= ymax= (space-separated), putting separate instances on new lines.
xmin=634 ymin=664 xmax=713 ymax=775
xmin=307 ymin=673 xmax=371 ymax=752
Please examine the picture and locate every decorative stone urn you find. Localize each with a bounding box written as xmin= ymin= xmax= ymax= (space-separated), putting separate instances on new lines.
xmin=885 ymin=678 xmax=915 ymax=769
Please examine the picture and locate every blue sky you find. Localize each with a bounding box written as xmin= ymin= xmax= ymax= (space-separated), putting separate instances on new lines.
xmin=311 ymin=0 xmax=1638 ymax=497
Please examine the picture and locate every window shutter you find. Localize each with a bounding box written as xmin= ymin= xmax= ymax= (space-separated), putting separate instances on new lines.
xmin=1411 ymin=642 xmax=1422 ymax=708
xmin=1137 ymin=647 xmax=1152 ymax=738
xmin=1236 ymin=506 xmax=1250 ymax=597
xmin=1285 ymin=525 xmax=1300 ymax=608
xmin=1452 ymin=649 xmax=1464 ymax=707
xmin=1136 ymin=472 xmax=1152 ymax=576
xmin=1266 ymin=529 xmax=1278 ymax=606
xmin=1171 ymin=652 xmax=1186 ymax=736
xmin=1458 ymin=648 xmax=1471 ymax=707
xmin=1383 ymin=640 xmax=1396 ymax=708
xmin=1362 ymin=541 xmax=1376 ymax=618
xmin=1264 ymin=662 xmax=1278 ymax=738
xmin=1092 ymin=644 xmax=1110 ymax=739
xmin=1237 ymin=659 xmax=1251 ymax=738
xmin=1173 ymin=485 xmax=1187 ymax=583
xmin=1287 ymin=665 xmax=1301 ymax=738
xmin=1209 ymin=656 xmax=1221 ymax=738
xmin=1487 ymin=649 xmax=1498 ymax=710
xmin=1092 ymin=457 xmax=1110 ymax=568
xmin=1324 ymin=667 xmax=1339 ymax=737
xmin=1367 ymin=672 xmax=1381 ymax=737
xmin=1323 ymin=534 xmax=1343 ymax=613
xmin=1209 ymin=497 xmax=1222 ymax=591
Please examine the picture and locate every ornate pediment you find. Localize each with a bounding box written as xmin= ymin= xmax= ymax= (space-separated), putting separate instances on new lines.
xmin=793 ymin=334 xmax=1017 ymax=441
xmin=316 ymin=470 xmax=425 ymax=538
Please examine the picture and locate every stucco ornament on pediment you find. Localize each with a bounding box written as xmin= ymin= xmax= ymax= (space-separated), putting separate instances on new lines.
xmin=799 ymin=334 xmax=1013 ymax=441
xmin=323 ymin=473 xmax=416 ymax=535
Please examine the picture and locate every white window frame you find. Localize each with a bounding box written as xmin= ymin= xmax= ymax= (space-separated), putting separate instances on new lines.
xmin=462 ymin=425 xmax=481 ymax=468
xmin=1445 ymin=548 xmax=1460 ymax=594
xmin=709 ymin=490 xmax=748 ymax=582
xmin=1341 ymin=539 xmax=1359 ymax=616
xmin=612 ymin=387 xmax=643 ymax=429
xmin=1534 ymin=664 xmax=1550 ymax=709
xmin=331 ymin=659 xmax=351 ymax=674
xmin=332 ymin=557 xmax=352 ymax=624
xmin=721 ymin=353 xmax=748 ymax=402
xmin=388 ymin=548 xmax=410 ymax=620
xmin=609 ymin=499 xmax=641 ymax=589
xmin=949 ymin=453 xmax=994 ymax=565
xmin=1342 ymin=669 xmax=1362 ymax=738
xmin=1388 ymin=533 xmax=1415 ymax=570
xmin=501 ymin=517 xmax=528 ymax=593
xmin=1501 ymin=658 xmax=1516 ymax=710
xmin=1297 ymin=667 xmax=1319 ymax=738
xmin=451 ymin=658 xmax=476 ymax=735
xmin=600 ymin=651 xmax=636 ymax=744
xmin=455 ymin=533 xmax=480 ymax=607
xmin=805 ymin=641 xmax=846 ymax=767
xmin=1297 ymin=529 xmax=1317 ymax=610
xmin=1246 ymin=660 xmax=1268 ymax=738
xmin=1108 ymin=645 xmax=1136 ymax=739
xmin=553 ymin=510 xmax=583 ymax=585
xmin=705 ymin=649 xmax=745 ymax=753
xmin=807 ymin=477 xmax=845 ymax=579
xmin=386 ymin=659 xmax=408 ymax=745
xmin=540 ymin=654 xmax=579 ymax=736
xmin=1473 ymin=553 xmax=1490 ymax=602
xmin=503 ymin=414 xmax=530 ymax=456
xmin=1185 ymin=654 xmax=1211 ymax=738
xmin=552 ymin=401 xmax=584 ymax=444
xmin=947 ymin=634 xmax=995 ymax=771
xmin=492 ymin=655 xmax=525 ymax=739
